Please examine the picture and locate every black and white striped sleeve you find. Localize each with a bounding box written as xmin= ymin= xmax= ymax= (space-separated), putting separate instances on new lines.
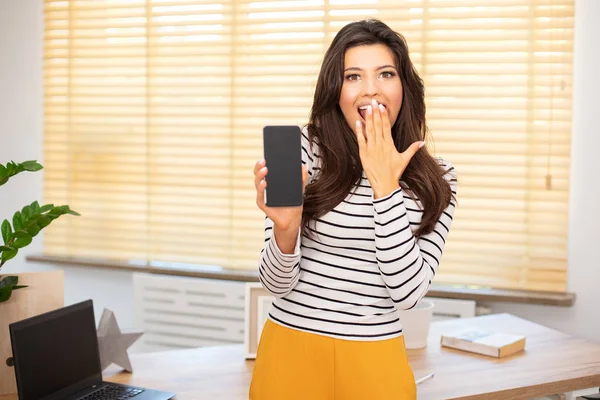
xmin=372 ymin=160 xmax=457 ymax=311
xmin=258 ymin=127 xmax=317 ymax=298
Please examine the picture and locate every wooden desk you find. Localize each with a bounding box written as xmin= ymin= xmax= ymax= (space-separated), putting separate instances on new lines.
xmin=2 ymin=314 xmax=600 ymax=399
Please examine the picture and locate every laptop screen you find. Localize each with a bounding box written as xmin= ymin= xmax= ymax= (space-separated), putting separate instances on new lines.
xmin=9 ymin=300 xmax=103 ymax=400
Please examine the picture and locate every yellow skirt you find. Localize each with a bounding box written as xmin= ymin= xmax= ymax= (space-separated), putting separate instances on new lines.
xmin=249 ymin=319 xmax=417 ymax=400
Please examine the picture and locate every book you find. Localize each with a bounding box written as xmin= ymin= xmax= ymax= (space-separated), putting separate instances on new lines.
xmin=440 ymin=328 xmax=526 ymax=358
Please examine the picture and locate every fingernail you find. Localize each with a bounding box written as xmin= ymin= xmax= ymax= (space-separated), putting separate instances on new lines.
xmin=356 ymin=120 xmax=361 ymax=128
xmin=371 ymin=99 xmax=378 ymax=108
xmin=367 ymin=105 xmax=372 ymax=115
xmin=419 ymin=141 xmax=426 ymax=148
xmin=379 ymin=104 xmax=385 ymax=112
xmin=260 ymin=159 xmax=265 ymax=164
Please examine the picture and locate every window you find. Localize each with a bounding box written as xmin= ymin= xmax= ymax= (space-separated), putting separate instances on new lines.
xmin=43 ymin=0 xmax=573 ymax=291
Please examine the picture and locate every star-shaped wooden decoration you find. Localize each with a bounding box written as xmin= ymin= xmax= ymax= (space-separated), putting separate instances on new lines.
xmin=97 ymin=308 xmax=144 ymax=373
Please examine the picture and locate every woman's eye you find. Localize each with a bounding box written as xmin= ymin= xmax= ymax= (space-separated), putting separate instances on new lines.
xmin=381 ymin=71 xmax=396 ymax=78
xmin=345 ymin=74 xmax=360 ymax=81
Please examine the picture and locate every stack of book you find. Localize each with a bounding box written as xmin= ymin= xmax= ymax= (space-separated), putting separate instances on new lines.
xmin=440 ymin=328 xmax=526 ymax=358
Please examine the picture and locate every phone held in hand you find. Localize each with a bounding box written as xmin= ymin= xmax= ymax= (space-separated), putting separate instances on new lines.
xmin=262 ymin=125 xmax=303 ymax=207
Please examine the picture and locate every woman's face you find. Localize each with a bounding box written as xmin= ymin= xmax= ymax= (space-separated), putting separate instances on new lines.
xmin=339 ymin=44 xmax=403 ymax=131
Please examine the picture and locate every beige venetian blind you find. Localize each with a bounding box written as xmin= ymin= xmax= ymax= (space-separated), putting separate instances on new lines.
xmin=43 ymin=0 xmax=573 ymax=291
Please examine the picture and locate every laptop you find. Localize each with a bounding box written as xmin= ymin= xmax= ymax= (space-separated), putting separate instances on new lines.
xmin=9 ymin=299 xmax=176 ymax=400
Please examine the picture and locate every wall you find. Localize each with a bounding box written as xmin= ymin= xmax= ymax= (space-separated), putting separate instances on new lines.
xmin=1 ymin=0 xmax=598 ymax=343
xmin=0 ymin=0 xmax=44 ymax=257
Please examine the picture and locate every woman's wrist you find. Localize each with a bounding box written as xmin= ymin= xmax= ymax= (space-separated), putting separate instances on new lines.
xmin=373 ymin=182 xmax=401 ymax=200
xmin=273 ymin=223 xmax=301 ymax=254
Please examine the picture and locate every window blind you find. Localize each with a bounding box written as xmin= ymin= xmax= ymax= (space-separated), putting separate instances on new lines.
xmin=43 ymin=0 xmax=573 ymax=291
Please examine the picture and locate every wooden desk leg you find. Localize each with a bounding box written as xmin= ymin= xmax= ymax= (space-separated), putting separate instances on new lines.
xmin=562 ymin=387 xmax=600 ymax=400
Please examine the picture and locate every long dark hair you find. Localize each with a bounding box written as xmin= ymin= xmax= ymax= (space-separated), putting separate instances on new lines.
xmin=302 ymin=18 xmax=453 ymax=238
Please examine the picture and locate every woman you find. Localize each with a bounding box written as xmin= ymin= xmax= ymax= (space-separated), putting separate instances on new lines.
xmin=250 ymin=18 xmax=456 ymax=400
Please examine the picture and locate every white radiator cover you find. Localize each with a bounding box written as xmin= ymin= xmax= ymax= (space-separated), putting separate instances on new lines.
xmin=132 ymin=272 xmax=246 ymax=353
xmin=133 ymin=273 xmax=479 ymax=353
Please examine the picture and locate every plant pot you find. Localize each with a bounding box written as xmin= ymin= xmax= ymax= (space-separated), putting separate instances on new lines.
xmin=0 ymin=270 xmax=64 ymax=395
xmin=398 ymin=299 xmax=434 ymax=349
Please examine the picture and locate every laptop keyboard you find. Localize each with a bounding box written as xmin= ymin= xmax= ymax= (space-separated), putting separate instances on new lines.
xmin=79 ymin=384 xmax=144 ymax=400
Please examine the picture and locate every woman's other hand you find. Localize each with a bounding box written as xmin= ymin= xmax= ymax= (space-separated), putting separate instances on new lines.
xmin=354 ymin=99 xmax=424 ymax=199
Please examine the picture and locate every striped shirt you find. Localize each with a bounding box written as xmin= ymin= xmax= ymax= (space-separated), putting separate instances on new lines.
xmin=258 ymin=129 xmax=457 ymax=341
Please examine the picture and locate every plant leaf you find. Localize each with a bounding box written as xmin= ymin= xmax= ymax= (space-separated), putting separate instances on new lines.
xmin=0 ymin=245 xmax=14 ymax=251
xmin=47 ymin=205 xmax=81 ymax=218
xmin=61 ymin=205 xmax=81 ymax=216
xmin=25 ymin=220 xmax=41 ymax=237
xmin=0 ymin=164 xmax=8 ymax=181
xmin=1 ymin=248 xmax=18 ymax=266
xmin=30 ymin=201 xmax=40 ymax=212
xmin=0 ymin=276 xmax=18 ymax=289
xmin=22 ymin=205 xmax=32 ymax=221
xmin=0 ymin=286 xmax=13 ymax=302
xmin=12 ymin=231 xmax=29 ymax=238
xmin=1 ymin=219 xmax=12 ymax=244
xmin=39 ymin=204 xmax=54 ymax=213
xmin=47 ymin=207 xmax=62 ymax=219
xmin=20 ymin=160 xmax=43 ymax=172
xmin=37 ymin=214 xmax=53 ymax=228
xmin=6 ymin=161 xmax=16 ymax=176
xmin=13 ymin=211 xmax=23 ymax=232
xmin=0 ymin=277 xmax=26 ymax=302
xmin=0 ymin=161 xmax=42 ymax=190
xmin=13 ymin=235 xmax=32 ymax=249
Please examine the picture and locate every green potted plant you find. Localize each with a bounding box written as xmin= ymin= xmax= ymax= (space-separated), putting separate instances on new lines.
xmin=0 ymin=160 xmax=79 ymax=303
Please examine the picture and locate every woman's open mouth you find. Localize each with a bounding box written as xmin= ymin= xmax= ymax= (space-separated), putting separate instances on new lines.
xmin=356 ymin=102 xmax=387 ymax=129
xmin=358 ymin=105 xmax=368 ymax=125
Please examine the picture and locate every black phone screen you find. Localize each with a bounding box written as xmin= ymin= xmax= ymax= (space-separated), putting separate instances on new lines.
xmin=263 ymin=125 xmax=303 ymax=207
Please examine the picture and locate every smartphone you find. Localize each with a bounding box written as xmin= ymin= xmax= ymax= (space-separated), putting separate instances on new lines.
xmin=263 ymin=125 xmax=303 ymax=207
